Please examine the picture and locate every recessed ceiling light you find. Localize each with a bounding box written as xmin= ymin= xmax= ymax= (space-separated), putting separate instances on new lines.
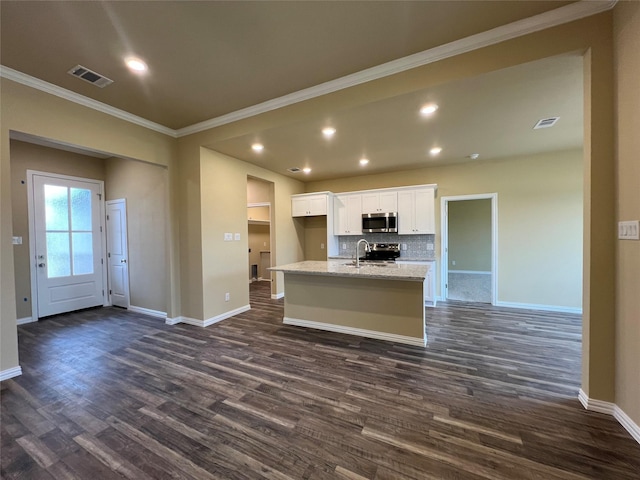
xmin=322 ymin=127 xmax=336 ymax=137
xmin=429 ymin=147 xmax=442 ymax=156
xmin=125 ymin=56 xmax=148 ymax=73
xmin=359 ymin=158 xmax=369 ymax=165
xmin=420 ymin=104 xmax=439 ymax=116
xmin=251 ymin=143 xmax=264 ymax=152
xmin=302 ymin=167 xmax=311 ymax=174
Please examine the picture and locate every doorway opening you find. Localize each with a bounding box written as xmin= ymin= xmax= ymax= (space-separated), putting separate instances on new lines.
xmin=441 ymin=194 xmax=497 ymax=304
xmin=247 ymin=177 xmax=275 ymax=303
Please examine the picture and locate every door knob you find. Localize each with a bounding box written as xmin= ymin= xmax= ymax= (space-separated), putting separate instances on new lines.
xmin=121 ymin=259 xmax=127 ymax=263
xmin=38 ymin=263 xmax=46 ymax=268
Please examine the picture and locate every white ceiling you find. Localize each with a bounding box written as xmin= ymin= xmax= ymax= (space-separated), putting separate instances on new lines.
xmin=1 ymin=1 xmax=588 ymax=181
xmin=207 ymin=53 xmax=583 ymax=181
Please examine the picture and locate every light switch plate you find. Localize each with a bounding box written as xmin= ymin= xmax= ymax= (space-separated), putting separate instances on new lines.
xmin=12 ymin=236 xmax=22 ymax=245
xmin=618 ymin=220 xmax=639 ymax=240
xmin=234 ymin=233 xmax=241 ymax=241
xmin=224 ymin=233 xmax=232 ymax=241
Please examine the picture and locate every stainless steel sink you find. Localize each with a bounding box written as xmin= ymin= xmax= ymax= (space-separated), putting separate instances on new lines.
xmin=341 ymin=261 xmax=393 ymax=268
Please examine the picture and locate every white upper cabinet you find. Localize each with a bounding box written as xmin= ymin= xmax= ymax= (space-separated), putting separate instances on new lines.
xmin=292 ymin=193 xmax=328 ymax=217
xmin=361 ymin=191 xmax=397 ymax=214
xmin=398 ymin=187 xmax=435 ymax=234
xmin=334 ymin=194 xmax=363 ymax=235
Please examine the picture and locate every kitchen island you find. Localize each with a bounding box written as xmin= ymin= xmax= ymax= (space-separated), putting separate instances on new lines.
xmin=269 ymin=260 xmax=428 ymax=346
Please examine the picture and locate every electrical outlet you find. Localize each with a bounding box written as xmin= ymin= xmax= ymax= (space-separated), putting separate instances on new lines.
xmin=225 ymin=292 xmax=230 ymax=302
xmin=234 ymin=233 xmax=241 ymax=241
xmin=427 ymin=244 xmax=434 ymax=251
xmin=618 ymin=220 xmax=639 ymax=240
xmin=321 ymin=243 xmax=325 ymax=249
xmin=402 ymin=243 xmax=407 ymax=251
xmin=263 ymin=242 xmax=267 ymax=247
xmin=342 ymin=243 xmax=347 ymax=250
xmin=452 ymin=260 xmax=456 ymax=266
xmin=224 ymin=233 xmax=232 ymax=241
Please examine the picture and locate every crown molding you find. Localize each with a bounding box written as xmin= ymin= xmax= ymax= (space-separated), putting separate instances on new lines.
xmin=1 ymin=0 xmax=616 ymax=139
xmin=176 ymin=0 xmax=617 ymax=137
xmin=0 ymin=66 xmax=177 ymax=138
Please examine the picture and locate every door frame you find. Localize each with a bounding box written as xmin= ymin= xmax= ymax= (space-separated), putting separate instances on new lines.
xmin=440 ymin=193 xmax=498 ymax=305
xmin=27 ymin=170 xmax=108 ymax=320
xmin=106 ymin=198 xmax=130 ymax=308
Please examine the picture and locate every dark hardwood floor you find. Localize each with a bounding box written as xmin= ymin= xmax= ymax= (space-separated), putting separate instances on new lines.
xmin=2 ymin=281 xmax=639 ymax=479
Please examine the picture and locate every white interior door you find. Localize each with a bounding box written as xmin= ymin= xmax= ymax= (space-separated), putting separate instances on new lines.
xmin=106 ymin=199 xmax=130 ymax=308
xmin=31 ymin=173 xmax=105 ymax=318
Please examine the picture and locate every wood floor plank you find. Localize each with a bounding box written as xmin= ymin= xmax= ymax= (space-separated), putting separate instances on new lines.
xmin=2 ymin=282 xmax=639 ymax=479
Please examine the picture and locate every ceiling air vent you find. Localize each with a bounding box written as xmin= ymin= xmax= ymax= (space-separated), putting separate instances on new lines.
xmin=533 ymin=117 xmax=559 ymax=129
xmin=287 ymin=167 xmax=302 ymax=173
xmin=67 ymin=65 xmax=113 ymax=88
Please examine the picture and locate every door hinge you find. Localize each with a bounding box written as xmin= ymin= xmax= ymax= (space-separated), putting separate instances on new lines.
xmin=109 ymin=289 xmax=112 ymax=295
xmin=108 ymin=252 xmax=111 ymax=258
xmin=107 ymin=214 xmax=110 ymax=220
xmin=100 ymin=226 xmax=103 ymax=232
xmin=97 ymin=193 xmax=102 ymax=200
xmin=102 ymin=289 xmax=104 ymax=296
xmin=101 ymin=258 xmax=104 ymax=264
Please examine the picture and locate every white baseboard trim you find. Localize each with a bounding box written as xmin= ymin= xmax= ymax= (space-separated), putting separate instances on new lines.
xmin=283 ymin=316 xmax=426 ymax=347
xmin=16 ymin=316 xmax=36 ymax=325
xmin=615 ymin=405 xmax=640 ymax=445
xmin=0 ymin=366 xmax=23 ymax=381
xmin=128 ymin=305 xmax=167 ymax=319
xmin=449 ymin=270 xmax=491 ymax=275
xmin=578 ymin=389 xmax=640 ymax=444
xmin=271 ymin=292 xmax=284 ymax=300
xmin=495 ymin=301 xmax=582 ymax=314
xmin=168 ymin=305 xmax=251 ymax=327
xmin=578 ymin=388 xmax=615 ymax=414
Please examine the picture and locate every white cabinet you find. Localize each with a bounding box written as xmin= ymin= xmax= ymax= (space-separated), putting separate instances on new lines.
xmin=292 ymin=193 xmax=328 ymax=217
xmin=397 ymin=187 xmax=435 ymax=234
xmin=334 ymin=194 xmax=362 ymax=235
xmin=361 ymin=191 xmax=397 ymax=214
xmin=396 ymin=260 xmax=437 ymax=307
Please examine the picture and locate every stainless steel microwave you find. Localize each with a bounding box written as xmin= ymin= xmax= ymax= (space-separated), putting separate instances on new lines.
xmin=362 ymin=212 xmax=397 ymax=233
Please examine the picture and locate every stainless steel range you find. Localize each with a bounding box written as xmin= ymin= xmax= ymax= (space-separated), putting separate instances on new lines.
xmin=361 ymin=243 xmax=400 ymax=262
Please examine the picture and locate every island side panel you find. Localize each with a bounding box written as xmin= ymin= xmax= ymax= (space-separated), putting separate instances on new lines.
xmin=282 ymin=273 xmax=425 ymax=343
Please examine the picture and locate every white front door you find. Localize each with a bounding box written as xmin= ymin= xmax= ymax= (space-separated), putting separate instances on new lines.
xmin=106 ymin=199 xmax=130 ymax=308
xmin=31 ymin=172 xmax=105 ymax=318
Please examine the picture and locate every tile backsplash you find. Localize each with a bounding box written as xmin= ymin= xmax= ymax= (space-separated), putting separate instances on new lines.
xmin=338 ymin=233 xmax=435 ymax=259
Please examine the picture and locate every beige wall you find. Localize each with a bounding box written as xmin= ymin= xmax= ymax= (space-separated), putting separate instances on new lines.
xmin=308 ymin=150 xmax=583 ymax=309
xmin=1 ymin=78 xmax=177 ymax=374
xmin=301 ymin=216 xmax=328 ymax=261
xmin=247 ymin=177 xmax=272 ymax=204
xmin=613 ymin=1 xmax=640 ymax=430
xmin=105 ymin=157 xmax=168 ymax=314
xmin=192 ymin=147 xmax=304 ymax=321
xmin=448 ymin=199 xmax=492 ymax=272
xmin=10 ymin=140 xmax=106 ymax=319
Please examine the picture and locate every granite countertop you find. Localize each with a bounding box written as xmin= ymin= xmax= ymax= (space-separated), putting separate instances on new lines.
xmin=269 ymin=259 xmax=428 ymax=282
